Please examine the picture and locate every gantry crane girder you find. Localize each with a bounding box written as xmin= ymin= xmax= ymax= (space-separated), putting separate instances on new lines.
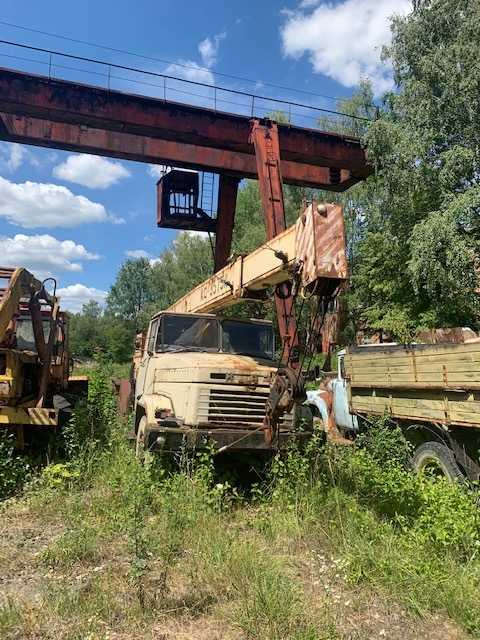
xmin=0 ymin=68 xmax=371 ymax=187
xmin=0 ymin=65 xmax=373 ymax=367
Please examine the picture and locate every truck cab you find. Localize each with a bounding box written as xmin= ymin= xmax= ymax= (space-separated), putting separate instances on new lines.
xmin=133 ymin=312 xmax=312 ymax=453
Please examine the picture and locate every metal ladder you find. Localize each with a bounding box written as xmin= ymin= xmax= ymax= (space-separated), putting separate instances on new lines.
xmin=200 ymin=172 xmax=217 ymax=218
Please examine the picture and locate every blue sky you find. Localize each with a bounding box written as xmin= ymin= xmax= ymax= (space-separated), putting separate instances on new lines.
xmin=0 ymin=0 xmax=410 ymax=312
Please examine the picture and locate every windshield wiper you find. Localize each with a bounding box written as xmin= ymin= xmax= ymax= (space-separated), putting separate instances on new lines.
xmin=231 ymin=350 xmax=272 ymax=359
xmin=164 ymin=345 xmax=216 ymax=352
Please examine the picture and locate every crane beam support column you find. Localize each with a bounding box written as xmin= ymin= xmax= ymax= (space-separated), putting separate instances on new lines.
xmin=215 ymin=176 xmax=240 ymax=272
xmin=250 ymin=119 xmax=299 ymax=366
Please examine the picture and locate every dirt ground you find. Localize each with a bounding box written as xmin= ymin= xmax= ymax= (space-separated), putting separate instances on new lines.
xmin=0 ymin=499 xmax=472 ymax=640
xmin=1 ymin=495 xmax=473 ymax=640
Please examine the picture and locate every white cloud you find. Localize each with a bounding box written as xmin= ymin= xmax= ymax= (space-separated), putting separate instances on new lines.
xmin=299 ymin=0 xmax=320 ymax=7
xmin=147 ymin=164 xmax=196 ymax=180
xmin=44 ymin=151 xmax=59 ymax=165
xmin=56 ymin=284 xmax=108 ymax=313
xmin=147 ymin=164 xmax=167 ymax=180
xmin=281 ymin=0 xmax=411 ymax=95
xmin=53 ymin=154 xmax=131 ymax=189
xmin=125 ymin=249 xmax=153 ymax=259
xmin=164 ymin=31 xmax=227 ymax=87
xmin=110 ymin=215 xmax=126 ymax=225
xmin=0 ymin=177 xmax=122 ymax=228
xmin=182 ymin=230 xmax=210 ymax=239
xmin=199 ymin=31 xmax=227 ymax=67
xmin=165 ymin=60 xmax=214 ymax=85
xmin=0 ymin=143 xmax=27 ymax=172
xmin=0 ymin=234 xmax=100 ymax=279
xmin=0 ymin=143 xmax=40 ymax=173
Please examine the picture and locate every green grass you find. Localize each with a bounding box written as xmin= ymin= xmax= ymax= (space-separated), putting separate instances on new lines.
xmin=1 ymin=365 xmax=480 ymax=638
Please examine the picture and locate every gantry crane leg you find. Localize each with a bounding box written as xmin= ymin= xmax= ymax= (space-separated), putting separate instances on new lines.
xmin=214 ymin=176 xmax=240 ymax=272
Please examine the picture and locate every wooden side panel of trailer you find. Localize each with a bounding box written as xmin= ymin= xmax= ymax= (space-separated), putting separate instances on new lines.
xmin=344 ymin=343 xmax=480 ymax=427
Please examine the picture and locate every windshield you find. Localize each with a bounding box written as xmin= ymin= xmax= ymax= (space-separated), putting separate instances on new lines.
xmin=15 ymin=317 xmax=50 ymax=352
xmin=154 ymin=314 xmax=275 ymax=359
xmin=222 ymin=319 xmax=274 ymax=360
xmin=156 ymin=315 xmax=220 ymax=352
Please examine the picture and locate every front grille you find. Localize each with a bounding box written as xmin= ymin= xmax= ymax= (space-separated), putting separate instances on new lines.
xmin=198 ymin=388 xmax=269 ymax=426
xmin=197 ymin=388 xmax=299 ymax=429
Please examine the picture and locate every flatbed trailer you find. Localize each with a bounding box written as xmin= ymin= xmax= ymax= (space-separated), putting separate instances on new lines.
xmin=308 ymin=341 xmax=480 ymax=482
xmin=346 ymin=342 xmax=480 ymax=428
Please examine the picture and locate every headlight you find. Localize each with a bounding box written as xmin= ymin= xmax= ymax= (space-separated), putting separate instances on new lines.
xmin=0 ymin=381 xmax=10 ymax=396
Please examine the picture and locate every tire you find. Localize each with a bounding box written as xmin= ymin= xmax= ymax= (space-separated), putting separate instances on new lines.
xmin=129 ymin=362 xmax=136 ymax=408
xmin=412 ymin=441 xmax=466 ymax=483
xmin=135 ymin=415 xmax=147 ymax=458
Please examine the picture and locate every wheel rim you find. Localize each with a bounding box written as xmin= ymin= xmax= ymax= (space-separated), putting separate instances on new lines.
xmin=419 ymin=457 xmax=450 ymax=479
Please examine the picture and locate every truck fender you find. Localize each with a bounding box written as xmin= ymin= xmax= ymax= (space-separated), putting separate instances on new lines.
xmin=134 ymin=394 xmax=175 ymax=430
xmin=306 ymin=389 xmax=329 ymax=421
xmin=306 ymin=387 xmax=354 ymax=446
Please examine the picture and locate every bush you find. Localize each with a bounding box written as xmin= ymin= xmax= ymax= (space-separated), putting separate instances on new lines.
xmin=61 ymin=361 xmax=118 ymax=461
xmin=0 ymin=433 xmax=30 ymax=497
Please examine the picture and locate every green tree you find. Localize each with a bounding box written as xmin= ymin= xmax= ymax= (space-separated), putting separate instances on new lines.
xmin=266 ymin=109 xmax=292 ymax=125
xmin=71 ymin=236 xmax=214 ymax=363
xmin=101 ymin=317 xmax=135 ymax=363
xmin=69 ymin=300 xmax=105 ymax=357
xmin=105 ymin=258 xmax=154 ymax=332
xmin=167 ymin=232 xmax=214 ymax=297
xmin=231 ymin=180 xmax=265 ymax=253
xmin=317 ymin=76 xmax=377 ymax=138
xmin=148 ymin=232 xmax=214 ymax=305
xmin=359 ymin=0 xmax=480 ymax=332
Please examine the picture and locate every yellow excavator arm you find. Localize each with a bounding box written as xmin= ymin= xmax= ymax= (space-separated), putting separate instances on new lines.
xmin=0 ymin=266 xmax=57 ymax=357
xmin=0 ymin=267 xmax=42 ymax=344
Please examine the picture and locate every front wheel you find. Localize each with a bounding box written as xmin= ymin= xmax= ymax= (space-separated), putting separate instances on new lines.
xmin=412 ymin=441 xmax=466 ymax=483
xmin=135 ymin=416 xmax=147 ymax=458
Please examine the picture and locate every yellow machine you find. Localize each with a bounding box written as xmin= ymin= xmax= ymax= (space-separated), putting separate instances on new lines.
xmin=0 ymin=267 xmax=85 ymax=447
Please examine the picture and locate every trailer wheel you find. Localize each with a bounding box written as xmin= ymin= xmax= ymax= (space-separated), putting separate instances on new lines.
xmin=135 ymin=416 xmax=147 ymax=458
xmin=412 ymin=441 xmax=466 ymax=483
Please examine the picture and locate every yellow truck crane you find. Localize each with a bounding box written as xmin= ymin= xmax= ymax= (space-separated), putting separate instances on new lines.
xmin=0 ymin=267 xmax=85 ymax=448
xmin=127 ymin=201 xmax=348 ymax=455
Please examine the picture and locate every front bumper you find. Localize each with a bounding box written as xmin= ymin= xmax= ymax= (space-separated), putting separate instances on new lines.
xmin=144 ymin=425 xmax=311 ymax=452
xmin=0 ymin=406 xmax=59 ymax=427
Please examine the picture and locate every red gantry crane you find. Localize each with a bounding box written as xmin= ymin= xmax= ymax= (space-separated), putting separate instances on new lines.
xmin=0 ymin=59 xmax=373 ymax=367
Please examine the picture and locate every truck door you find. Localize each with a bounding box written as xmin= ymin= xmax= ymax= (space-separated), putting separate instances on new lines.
xmin=135 ymin=318 xmax=158 ymax=402
xmin=332 ymin=352 xmax=359 ymax=431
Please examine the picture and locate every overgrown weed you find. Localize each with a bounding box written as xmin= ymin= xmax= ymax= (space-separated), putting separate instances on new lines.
xmin=2 ymin=365 xmax=480 ymax=637
xmin=301 ymin=418 xmax=480 ymax=632
xmin=0 ymin=433 xmax=32 ymax=496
